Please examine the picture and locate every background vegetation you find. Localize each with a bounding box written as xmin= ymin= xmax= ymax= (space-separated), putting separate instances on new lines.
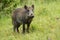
xmin=0 ymin=0 xmax=60 ymax=40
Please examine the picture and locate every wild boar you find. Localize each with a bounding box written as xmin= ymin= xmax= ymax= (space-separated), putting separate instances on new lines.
xmin=12 ymin=5 xmax=34 ymax=33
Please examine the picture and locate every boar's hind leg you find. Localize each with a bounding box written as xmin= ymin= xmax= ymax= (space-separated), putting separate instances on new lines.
xmin=23 ymin=23 xmax=25 ymax=33
xmin=13 ymin=21 xmax=16 ymax=32
xmin=13 ymin=21 xmax=20 ymax=33
xmin=16 ymin=23 xmax=20 ymax=33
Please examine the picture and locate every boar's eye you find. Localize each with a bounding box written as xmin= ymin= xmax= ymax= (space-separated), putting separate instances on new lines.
xmin=27 ymin=10 xmax=29 ymax=14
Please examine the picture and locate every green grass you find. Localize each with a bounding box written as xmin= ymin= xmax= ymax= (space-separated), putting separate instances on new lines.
xmin=0 ymin=1 xmax=60 ymax=40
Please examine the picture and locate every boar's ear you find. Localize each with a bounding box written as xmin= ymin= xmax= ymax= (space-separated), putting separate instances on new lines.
xmin=24 ymin=5 xmax=27 ymax=9
xmin=32 ymin=5 xmax=34 ymax=9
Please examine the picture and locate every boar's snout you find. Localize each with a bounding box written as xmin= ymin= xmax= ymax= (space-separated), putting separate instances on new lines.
xmin=28 ymin=14 xmax=34 ymax=18
xmin=31 ymin=15 xmax=34 ymax=18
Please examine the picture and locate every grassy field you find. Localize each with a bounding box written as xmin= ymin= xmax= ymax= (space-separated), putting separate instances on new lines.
xmin=0 ymin=0 xmax=60 ymax=40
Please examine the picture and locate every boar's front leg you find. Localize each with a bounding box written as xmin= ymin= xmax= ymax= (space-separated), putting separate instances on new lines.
xmin=27 ymin=23 xmax=30 ymax=33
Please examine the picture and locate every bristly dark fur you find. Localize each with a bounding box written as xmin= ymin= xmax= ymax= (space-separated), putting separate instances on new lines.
xmin=12 ymin=5 xmax=34 ymax=33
